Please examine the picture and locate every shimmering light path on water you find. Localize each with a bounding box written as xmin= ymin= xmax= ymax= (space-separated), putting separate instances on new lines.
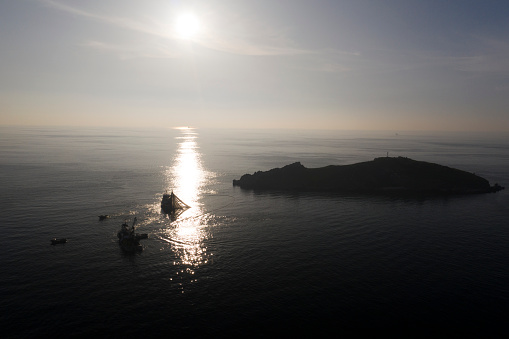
xmin=160 ymin=127 xmax=214 ymax=276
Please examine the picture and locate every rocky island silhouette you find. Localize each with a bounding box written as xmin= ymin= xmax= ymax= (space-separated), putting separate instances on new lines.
xmin=233 ymin=157 xmax=504 ymax=195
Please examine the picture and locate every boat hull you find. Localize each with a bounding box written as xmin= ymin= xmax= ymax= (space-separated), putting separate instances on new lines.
xmin=119 ymin=238 xmax=142 ymax=252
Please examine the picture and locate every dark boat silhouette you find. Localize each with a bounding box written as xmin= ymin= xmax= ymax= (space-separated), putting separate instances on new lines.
xmin=117 ymin=217 xmax=146 ymax=252
xmin=51 ymin=238 xmax=67 ymax=245
xmin=161 ymin=191 xmax=190 ymax=217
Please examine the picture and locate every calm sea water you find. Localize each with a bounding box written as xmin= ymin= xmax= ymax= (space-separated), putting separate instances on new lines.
xmin=1 ymin=126 xmax=509 ymax=337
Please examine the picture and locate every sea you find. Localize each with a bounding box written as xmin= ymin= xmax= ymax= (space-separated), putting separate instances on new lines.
xmin=1 ymin=126 xmax=509 ymax=337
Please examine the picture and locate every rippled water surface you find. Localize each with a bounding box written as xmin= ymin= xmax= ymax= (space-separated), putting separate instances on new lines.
xmin=2 ymin=127 xmax=509 ymax=337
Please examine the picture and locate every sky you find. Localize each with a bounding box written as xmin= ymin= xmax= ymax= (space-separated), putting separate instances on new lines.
xmin=1 ymin=0 xmax=508 ymax=131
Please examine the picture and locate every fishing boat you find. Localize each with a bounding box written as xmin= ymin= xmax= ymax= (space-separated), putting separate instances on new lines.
xmin=117 ymin=217 xmax=145 ymax=252
xmin=161 ymin=191 xmax=190 ymax=216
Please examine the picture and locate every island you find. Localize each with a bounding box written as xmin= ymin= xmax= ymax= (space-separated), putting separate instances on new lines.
xmin=233 ymin=157 xmax=505 ymax=195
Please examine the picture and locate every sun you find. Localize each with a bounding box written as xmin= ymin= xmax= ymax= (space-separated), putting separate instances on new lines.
xmin=175 ymin=13 xmax=201 ymax=39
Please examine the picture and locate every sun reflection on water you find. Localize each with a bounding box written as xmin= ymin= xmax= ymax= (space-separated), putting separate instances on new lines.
xmin=167 ymin=131 xmax=204 ymax=208
xmin=161 ymin=128 xmax=213 ymax=276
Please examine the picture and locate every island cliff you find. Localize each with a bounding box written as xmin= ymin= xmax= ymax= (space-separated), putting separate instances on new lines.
xmin=233 ymin=157 xmax=504 ymax=195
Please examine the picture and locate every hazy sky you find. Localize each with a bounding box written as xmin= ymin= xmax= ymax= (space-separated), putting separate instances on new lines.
xmin=1 ymin=0 xmax=508 ymax=131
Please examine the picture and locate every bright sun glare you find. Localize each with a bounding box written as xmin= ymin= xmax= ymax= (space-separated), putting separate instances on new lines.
xmin=175 ymin=13 xmax=201 ymax=39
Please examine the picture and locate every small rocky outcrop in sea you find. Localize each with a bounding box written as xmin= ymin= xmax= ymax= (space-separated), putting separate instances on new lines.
xmin=233 ymin=157 xmax=505 ymax=195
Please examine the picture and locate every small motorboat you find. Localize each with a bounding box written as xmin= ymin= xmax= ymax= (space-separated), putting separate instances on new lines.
xmin=51 ymin=238 xmax=67 ymax=245
xmin=98 ymin=215 xmax=110 ymax=220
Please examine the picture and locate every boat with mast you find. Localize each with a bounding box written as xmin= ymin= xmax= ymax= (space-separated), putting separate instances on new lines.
xmin=117 ymin=217 xmax=147 ymax=252
xmin=161 ymin=191 xmax=190 ymax=217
